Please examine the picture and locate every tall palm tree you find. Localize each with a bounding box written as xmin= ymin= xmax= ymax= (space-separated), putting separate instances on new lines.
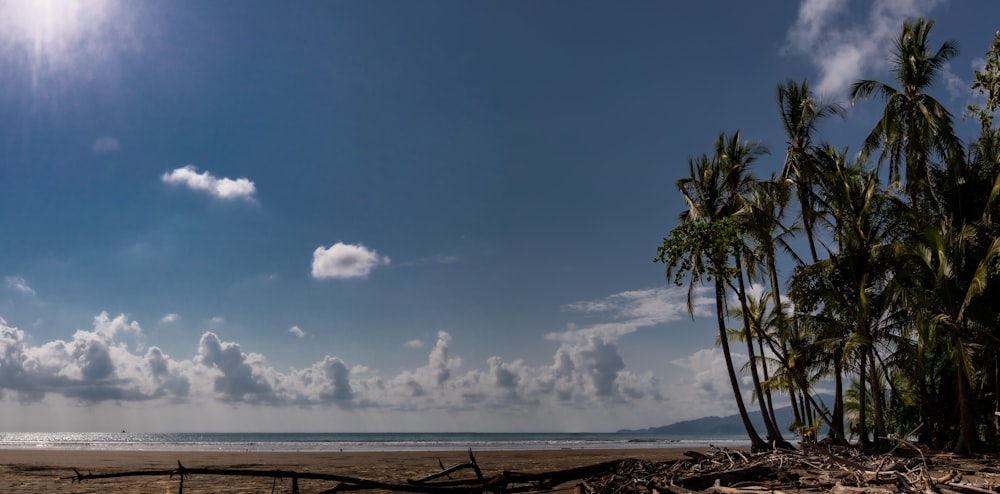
xmin=777 ymin=79 xmax=846 ymax=263
xmin=850 ymin=18 xmax=960 ymax=202
xmin=657 ymin=131 xmax=769 ymax=450
xmin=806 ymin=161 xmax=903 ymax=447
xmin=740 ymin=177 xmax=798 ymax=445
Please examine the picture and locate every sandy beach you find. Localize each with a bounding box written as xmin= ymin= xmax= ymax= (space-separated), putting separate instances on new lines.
xmin=0 ymin=447 xmax=697 ymax=493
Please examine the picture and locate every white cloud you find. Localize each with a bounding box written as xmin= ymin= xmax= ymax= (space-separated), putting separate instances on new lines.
xmin=4 ymin=276 xmax=35 ymax=296
xmin=91 ymin=136 xmax=119 ymax=155
xmin=403 ymin=339 xmax=424 ymax=349
xmin=0 ymin=313 xmax=188 ymax=403
xmin=784 ymin=0 xmax=951 ymax=98
xmin=551 ymin=286 xmax=711 ymax=342
xmin=0 ymin=309 xmax=665 ymax=413
xmin=311 ymin=242 xmax=390 ymax=280
xmin=288 ymin=325 xmax=306 ymax=339
xmin=159 ymin=313 xmax=179 ymax=324
xmin=161 ymin=165 xmax=257 ymax=201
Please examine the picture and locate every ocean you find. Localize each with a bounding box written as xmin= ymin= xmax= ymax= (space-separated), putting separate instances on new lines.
xmin=0 ymin=432 xmax=751 ymax=452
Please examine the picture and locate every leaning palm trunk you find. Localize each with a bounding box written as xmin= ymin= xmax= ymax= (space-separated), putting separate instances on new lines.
xmin=734 ymin=257 xmax=786 ymax=446
xmin=757 ymin=336 xmax=781 ymax=438
xmin=713 ymin=279 xmax=768 ymax=450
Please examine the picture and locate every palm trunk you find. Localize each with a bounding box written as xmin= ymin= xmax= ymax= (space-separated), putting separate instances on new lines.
xmin=714 ymin=279 xmax=768 ymax=450
xmin=954 ymin=362 xmax=978 ymax=453
xmin=857 ymin=347 xmax=870 ymax=448
xmin=832 ymin=351 xmax=848 ymax=445
xmin=867 ymin=347 xmax=887 ymax=449
xmin=758 ymin=336 xmax=781 ymax=437
xmin=763 ymin=255 xmax=786 ymax=439
xmin=734 ymin=257 xmax=785 ymax=446
xmin=954 ymin=331 xmax=979 ymax=453
xmin=789 ymin=388 xmax=802 ymax=427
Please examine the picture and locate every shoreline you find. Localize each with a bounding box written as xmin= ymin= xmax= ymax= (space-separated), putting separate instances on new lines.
xmin=0 ymin=446 xmax=707 ymax=493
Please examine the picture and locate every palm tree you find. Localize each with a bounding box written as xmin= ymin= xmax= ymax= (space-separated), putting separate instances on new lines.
xmin=740 ymin=177 xmax=799 ymax=445
xmin=656 ymin=131 xmax=769 ymax=450
xmin=892 ymin=219 xmax=1000 ymax=453
xmin=777 ymin=79 xmax=846 ymax=263
xmin=850 ymin=17 xmax=960 ymax=202
xmin=800 ymin=160 xmax=904 ymax=447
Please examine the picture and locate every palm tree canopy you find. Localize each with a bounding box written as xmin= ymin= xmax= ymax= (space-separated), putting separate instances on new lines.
xmin=850 ymin=18 xmax=960 ymax=200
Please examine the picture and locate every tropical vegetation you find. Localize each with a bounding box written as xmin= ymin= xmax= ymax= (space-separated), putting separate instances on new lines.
xmin=656 ymin=19 xmax=1000 ymax=453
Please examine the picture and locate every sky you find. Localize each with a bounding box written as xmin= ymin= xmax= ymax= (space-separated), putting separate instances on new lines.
xmin=0 ymin=0 xmax=997 ymax=433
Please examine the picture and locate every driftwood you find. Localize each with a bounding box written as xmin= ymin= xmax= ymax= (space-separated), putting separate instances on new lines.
xmin=64 ymin=449 xmax=626 ymax=494
xmin=64 ymin=447 xmax=1000 ymax=494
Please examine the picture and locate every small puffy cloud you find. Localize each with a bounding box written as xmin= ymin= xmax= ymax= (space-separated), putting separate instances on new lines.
xmin=5 ymin=276 xmax=35 ymax=296
xmin=783 ymin=0 xmax=949 ymax=98
xmin=161 ymin=165 xmax=256 ymax=201
xmin=159 ymin=314 xmax=179 ymax=324
xmin=403 ymin=339 xmax=424 ymax=349
xmin=91 ymin=136 xmax=120 ymax=155
xmin=312 ymin=242 xmax=390 ymax=280
xmin=288 ymin=326 xmax=306 ymax=339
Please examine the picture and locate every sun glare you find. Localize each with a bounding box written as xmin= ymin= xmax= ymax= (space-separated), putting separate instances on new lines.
xmin=0 ymin=0 xmax=127 ymax=90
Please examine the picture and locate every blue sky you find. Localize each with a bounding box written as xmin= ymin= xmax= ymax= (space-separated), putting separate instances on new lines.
xmin=0 ymin=0 xmax=996 ymax=432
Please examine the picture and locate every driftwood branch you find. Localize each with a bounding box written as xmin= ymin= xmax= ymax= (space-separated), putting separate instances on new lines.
xmin=64 ymin=447 xmax=1000 ymax=494
xmin=66 ymin=452 xmax=628 ymax=494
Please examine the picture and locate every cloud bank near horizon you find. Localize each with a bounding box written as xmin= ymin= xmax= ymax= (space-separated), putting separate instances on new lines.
xmin=0 ymin=287 xmax=732 ymax=419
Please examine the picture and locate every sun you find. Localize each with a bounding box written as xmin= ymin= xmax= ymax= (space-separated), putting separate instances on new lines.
xmin=0 ymin=0 xmax=123 ymax=88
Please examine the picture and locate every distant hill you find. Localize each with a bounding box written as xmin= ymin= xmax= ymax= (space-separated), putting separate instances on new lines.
xmin=619 ymin=395 xmax=833 ymax=436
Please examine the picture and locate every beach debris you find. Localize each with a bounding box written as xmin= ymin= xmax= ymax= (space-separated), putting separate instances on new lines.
xmin=62 ymin=447 xmax=1000 ymax=493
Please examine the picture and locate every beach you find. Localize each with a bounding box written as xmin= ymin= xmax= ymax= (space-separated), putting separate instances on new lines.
xmin=0 ymin=447 xmax=696 ymax=493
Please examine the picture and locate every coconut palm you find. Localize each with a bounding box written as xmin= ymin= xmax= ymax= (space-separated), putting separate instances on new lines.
xmin=799 ymin=160 xmax=904 ymax=447
xmin=777 ymin=79 xmax=846 ymax=263
xmin=657 ymin=131 xmax=769 ymax=450
xmin=850 ymin=18 xmax=960 ymax=202
xmin=892 ymin=218 xmax=1000 ymax=453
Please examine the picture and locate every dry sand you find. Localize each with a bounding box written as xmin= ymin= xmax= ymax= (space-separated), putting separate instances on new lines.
xmin=0 ymin=447 xmax=697 ymax=493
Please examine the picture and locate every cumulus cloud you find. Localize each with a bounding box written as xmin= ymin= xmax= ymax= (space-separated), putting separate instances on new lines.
xmin=668 ymin=347 xmax=757 ymax=417
xmin=91 ymin=136 xmax=120 ymax=155
xmin=159 ymin=313 xmax=179 ymax=324
xmin=4 ymin=276 xmax=35 ymax=296
xmin=161 ymin=165 xmax=257 ymax=201
xmin=197 ymin=332 xmax=276 ymax=403
xmin=783 ymin=0 xmax=951 ymax=98
xmin=0 ymin=301 xmax=667 ymax=411
xmin=0 ymin=288 xmax=700 ymax=411
xmin=0 ymin=313 xmax=189 ymax=403
xmin=311 ymin=242 xmax=390 ymax=280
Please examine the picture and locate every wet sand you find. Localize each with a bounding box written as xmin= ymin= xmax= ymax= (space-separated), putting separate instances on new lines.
xmin=0 ymin=447 xmax=699 ymax=493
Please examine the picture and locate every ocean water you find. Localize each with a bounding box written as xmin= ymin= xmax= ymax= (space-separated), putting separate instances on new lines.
xmin=0 ymin=432 xmax=751 ymax=452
